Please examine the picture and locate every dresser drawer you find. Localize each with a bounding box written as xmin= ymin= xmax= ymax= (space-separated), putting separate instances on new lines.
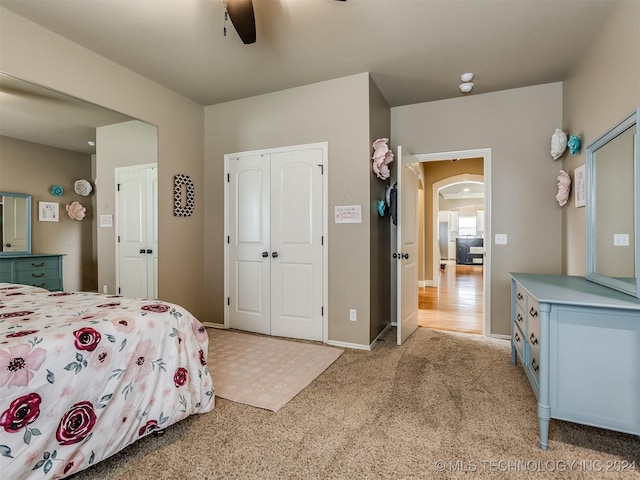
xmin=19 ymin=278 xmax=60 ymax=291
xmin=14 ymin=257 xmax=59 ymax=272
xmin=515 ymin=284 xmax=527 ymax=311
xmin=527 ymin=297 xmax=540 ymax=350
xmin=515 ymin=303 xmax=527 ymax=334
xmin=512 ymin=323 xmax=525 ymax=363
xmin=0 ymin=262 xmax=11 ymax=274
xmin=528 ymin=341 xmax=540 ymax=387
xmin=0 ymin=271 xmax=12 ymax=283
xmin=16 ymin=268 xmax=59 ymax=283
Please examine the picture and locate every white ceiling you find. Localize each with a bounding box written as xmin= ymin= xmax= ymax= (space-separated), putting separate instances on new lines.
xmin=0 ymin=0 xmax=617 ymax=107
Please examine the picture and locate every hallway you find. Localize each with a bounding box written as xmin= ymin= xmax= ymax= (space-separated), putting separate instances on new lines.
xmin=419 ymin=264 xmax=483 ymax=334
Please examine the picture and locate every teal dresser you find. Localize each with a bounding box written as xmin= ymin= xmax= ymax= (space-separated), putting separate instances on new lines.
xmin=510 ymin=273 xmax=640 ymax=450
xmin=0 ymin=254 xmax=63 ymax=291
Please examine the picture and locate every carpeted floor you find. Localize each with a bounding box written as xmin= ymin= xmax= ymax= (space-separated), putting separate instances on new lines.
xmin=71 ymin=327 xmax=639 ymax=479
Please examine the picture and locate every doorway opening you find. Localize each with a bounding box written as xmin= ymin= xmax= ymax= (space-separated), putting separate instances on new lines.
xmin=414 ymin=149 xmax=491 ymax=335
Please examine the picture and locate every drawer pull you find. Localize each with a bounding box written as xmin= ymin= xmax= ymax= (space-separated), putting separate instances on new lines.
xmin=529 ymin=333 xmax=538 ymax=345
xmin=31 ymin=273 xmax=45 ymax=278
xmin=517 ymin=292 xmax=523 ymax=300
xmin=531 ymin=357 xmax=539 ymax=372
xmin=514 ymin=332 xmax=521 ymax=342
xmin=31 ymin=262 xmax=45 ymax=267
xmin=516 ymin=313 xmax=523 ymax=323
xmin=529 ymin=307 xmax=538 ymax=317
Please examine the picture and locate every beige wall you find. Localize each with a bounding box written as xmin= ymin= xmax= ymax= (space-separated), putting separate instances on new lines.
xmin=368 ymin=76 xmax=392 ymax=343
xmin=95 ymin=120 xmax=158 ymax=294
xmin=204 ymin=73 xmax=381 ymax=347
xmin=392 ymin=83 xmax=563 ymax=336
xmin=562 ymin=0 xmax=640 ymax=276
xmin=0 ymin=8 xmax=206 ymax=318
xmin=0 ymin=136 xmax=92 ymax=291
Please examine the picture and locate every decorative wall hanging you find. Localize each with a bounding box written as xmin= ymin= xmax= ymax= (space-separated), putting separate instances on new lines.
xmin=568 ymin=135 xmax=582 ymax=156
xmin=50 ymin=185 xmax=63 ymax=197
xmin=574 ymin=164 xmax=585 ymax=208
xmin=39 ymin=201 xmax=59 ymax=222
xmin=174 ymin=174 xmax=195 ymax=217
xmin=555 ymin=170 xmax=571 ymax=207
xmin=74 ymin=179 xmax=93 ymax=196
xmin=66 ymin=201 xmax=86 ymax=220
xmin=377 ymin=199 xmax=386 ymax=217
xmin=371 ymin=138 xmax=394 ymax=180
xmin=550 ymin=128 xmax=568 ymax=160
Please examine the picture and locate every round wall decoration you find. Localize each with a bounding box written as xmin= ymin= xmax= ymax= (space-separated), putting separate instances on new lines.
xmin=174 ymin=174 xmax=195 ymax=217
xmin=74 ymin=179 xmax=93 ymax=196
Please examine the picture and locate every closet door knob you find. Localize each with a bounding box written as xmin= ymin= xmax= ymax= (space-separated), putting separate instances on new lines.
xmin=262 ymin=251 xmax=269 ymax=258
xmin=402 ymin=253 xmax=409 ymax=259
xmin=272 ymin=252 xmax=279 ymax=258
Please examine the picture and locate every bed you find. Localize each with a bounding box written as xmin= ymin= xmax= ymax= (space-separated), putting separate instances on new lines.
xmin=0 ymin=283 xmax=215 ymax=479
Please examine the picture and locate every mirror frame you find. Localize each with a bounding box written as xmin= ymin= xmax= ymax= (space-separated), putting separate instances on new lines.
xmin=585 ymin=108 xmax=640 ymax=297
xmin=0 ymin=191 xmax=32 ymax=257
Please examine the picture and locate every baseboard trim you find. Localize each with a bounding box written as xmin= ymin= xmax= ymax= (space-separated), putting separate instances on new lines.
xmin=489 ymin=333 xmax=510 ymax=341
xmin=326 ymin=339 xmax=372 ymax=351
xmin=203 ymin=322 xmax=225 ymax=329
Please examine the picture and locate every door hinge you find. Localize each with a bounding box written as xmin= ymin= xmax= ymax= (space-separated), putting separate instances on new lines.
xmin=227 ymin=173 xmax=230 ymax=182
xmin=321 ymin=236 xmax=324 ymax=246
xmin=117 ymin=236 xmax=120 ymax=243
xmin=118 ymin=287 xmax=121 ymax=294
xmin=117 ymin=183 xmax=120 ymax=191
xmin=321 ymin=306 xmax=324 ymax=316
xmin=317 ymin=164 xmax=324 ymax=175
xmin=227 ymin=236 xmax=230 ymax=244
xmin=227 ymin=297 xmax=230 ymax=306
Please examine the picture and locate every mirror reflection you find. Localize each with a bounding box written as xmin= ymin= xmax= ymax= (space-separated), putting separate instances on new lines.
xmin=0 ymin=73 xmax=158 ymax=293
xmin=0 ymin=192 xmax=31 ymax=255
xmin=586 ymin=108 xmax=640 ymax=297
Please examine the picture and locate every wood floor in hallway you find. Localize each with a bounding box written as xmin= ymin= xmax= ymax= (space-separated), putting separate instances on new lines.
xmin=419 ymin=264 xmax=483 ymax=334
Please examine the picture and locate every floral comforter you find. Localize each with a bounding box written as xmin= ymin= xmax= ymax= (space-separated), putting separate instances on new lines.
xmin=0 ymin=283 xmax=215 ymax=479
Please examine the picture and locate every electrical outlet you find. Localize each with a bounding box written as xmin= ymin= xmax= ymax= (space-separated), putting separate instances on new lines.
xmin=103 ymin=285 xmax=108 ymax=294
xmin=349 ymin=309 xmax=357 ymax=321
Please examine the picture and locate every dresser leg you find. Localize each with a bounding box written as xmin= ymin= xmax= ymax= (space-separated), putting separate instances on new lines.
xmin=511 ymin=343 xmax=517 ymax=365
xmin=538 ymin=413 xmax=549 ymax=450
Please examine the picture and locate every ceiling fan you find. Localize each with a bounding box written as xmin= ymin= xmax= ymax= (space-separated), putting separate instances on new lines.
xmin=225 ymin=0 xmax=346 ymax=45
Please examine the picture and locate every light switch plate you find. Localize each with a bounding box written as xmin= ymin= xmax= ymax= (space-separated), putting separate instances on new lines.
xmin=614 ymin=234 xmax=630 ymax=246
xmin=495 ymin=234 xmax=508 ymax=245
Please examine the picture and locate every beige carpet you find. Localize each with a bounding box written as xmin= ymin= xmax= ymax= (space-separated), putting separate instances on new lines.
xmin=72 ymin=327 xmax=640 ymax=480
xmin=207 ymin=328 xmax=344 ymax=412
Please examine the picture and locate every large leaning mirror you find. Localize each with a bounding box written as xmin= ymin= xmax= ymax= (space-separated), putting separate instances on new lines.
xmin=0 ymin=73 xmax=158 ymax=294
xmin=0 ymin=192 xmax=31 ymax=256
xmin=586 ymin=108 xmax=640 ymax=297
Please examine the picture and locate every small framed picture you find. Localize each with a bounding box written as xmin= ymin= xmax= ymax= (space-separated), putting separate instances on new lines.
xmin=574 ymin=164 xmax=585 ymax=208
xmin=39 ymin=201 xmax=59 ymax=222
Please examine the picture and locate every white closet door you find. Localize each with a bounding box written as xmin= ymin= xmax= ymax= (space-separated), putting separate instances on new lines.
xmin=228 ymin=154 xmax=271 ymax=335
xmin=116 ymin=165 xmax=157 ymax=299
xmin=269 ymin=149 xmax=323 ymax=341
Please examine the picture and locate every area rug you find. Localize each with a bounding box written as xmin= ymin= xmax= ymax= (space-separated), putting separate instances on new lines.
xmin=206 ymin=328 xmax=344 ymax=412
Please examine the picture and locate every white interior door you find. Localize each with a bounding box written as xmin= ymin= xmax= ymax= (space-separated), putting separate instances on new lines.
xmin=227 ymin=145 xmax=324 ymax=341
xmin=228 ymin=154 xmax=271 ymax=335
xmin=269 ymin=149 xmax=323 ymax=341
xmin=116 ymin=165 xmax=157 ymax=299
xmin=397 ymin=146 xmax=420 ymax=345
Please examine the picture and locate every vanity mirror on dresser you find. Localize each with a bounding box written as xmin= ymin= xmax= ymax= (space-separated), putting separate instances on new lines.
xmin=510 ymin=108 xmax=640 ymax=450
xmin=0 ymin=192 xmax=64 ymax=291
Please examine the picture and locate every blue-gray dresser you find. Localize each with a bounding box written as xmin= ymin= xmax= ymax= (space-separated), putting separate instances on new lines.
xmin=510 ymin=272 xmax=640 ymax=450
xmin=0 ymin=254 xmax=63 ymax=291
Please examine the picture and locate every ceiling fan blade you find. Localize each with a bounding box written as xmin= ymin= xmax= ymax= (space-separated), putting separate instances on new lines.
xmin=226 ymin=0 xmax=256 ymax=45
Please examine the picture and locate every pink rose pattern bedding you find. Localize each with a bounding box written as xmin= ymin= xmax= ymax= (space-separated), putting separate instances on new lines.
xmin=0 ymin=283 xmax=214 ymax=479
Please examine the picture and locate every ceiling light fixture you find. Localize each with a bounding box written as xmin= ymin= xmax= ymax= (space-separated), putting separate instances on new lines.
xmin=460 ymin=72 xmax=474 ymax=83
xmin=88 ymin=141 xmax=96 ymax=147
